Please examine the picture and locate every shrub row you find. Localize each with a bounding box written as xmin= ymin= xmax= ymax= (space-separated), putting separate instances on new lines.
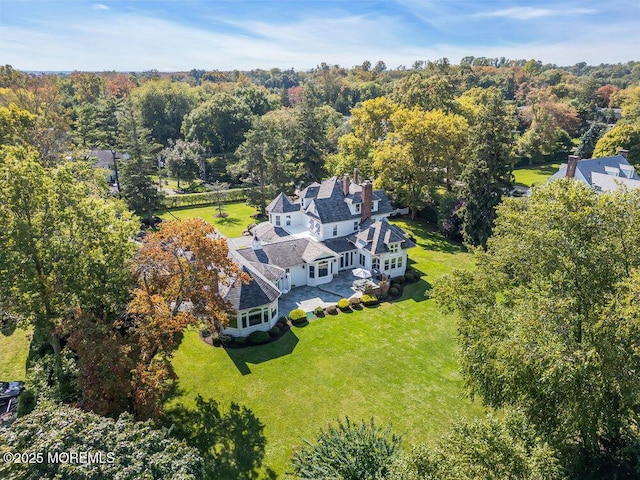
xmin=162 ymin=188 xmax=248 ymax=209
xmin=360 ymin=294 xmax=379 ymax=307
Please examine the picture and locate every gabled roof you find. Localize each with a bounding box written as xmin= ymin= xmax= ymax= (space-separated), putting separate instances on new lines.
xmin=250 ymin=222 xmax=290 ymax=242
xmin=298 ymin=182 xmax=321 ymax=199
xmin=246 ymin=262 xmax=285 ymax=282
xmin=549 ymin=154 xmax=640 ymax=192
xmin=220 ymin=265 xmax=280 ymax=312
xmin=348 ymin=218 xmax=416 ymax=255
xmin=89 ymin=149 xmax=124 ymax=170
xmin=266 ymin=192 xmax=301 ymax=214
xmin=302 ymin=177 xmax=393 ymax=224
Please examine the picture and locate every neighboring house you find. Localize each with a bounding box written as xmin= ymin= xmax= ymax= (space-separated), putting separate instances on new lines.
xmin=549 ymin=150 xmax=640 ymax=192
xmin=88 ymin=149 xmax=125 ymax=185
xmin=220 ymin=170 xmax=415 ymax=336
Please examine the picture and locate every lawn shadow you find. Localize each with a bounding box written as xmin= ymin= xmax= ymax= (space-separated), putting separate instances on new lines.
xmin=397 ymin=279 xmax=433 ymax=303
xmin=215 ymin=216 xmax=242 ymax=227
xmin=225 ymin=329 xmax=299 ymax=376
xmin=398 ymin=219 xmax=467 ymax=255
xmin=163 ymin=395 xmax=276 ymax=480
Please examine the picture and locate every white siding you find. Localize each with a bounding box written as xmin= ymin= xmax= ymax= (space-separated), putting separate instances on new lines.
xmin=289 ymin=265 xmax=306 ymax=288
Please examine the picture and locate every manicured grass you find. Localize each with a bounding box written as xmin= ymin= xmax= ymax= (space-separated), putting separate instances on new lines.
xmin=513 ymin=163 xmax=560 ymax=187
xmin=0 ymin=328 xmax=31 ymax=380
xmin=171 ymin=219 xmax=483 ymax=476
xmin=160 ymin=202 xmax=260 ymax=238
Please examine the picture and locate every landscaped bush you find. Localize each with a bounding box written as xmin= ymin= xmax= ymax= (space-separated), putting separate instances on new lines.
xmin=289 ymin=308 xmax=308 ymax=326
xmin=361 ymin=294 xmax=378 ymax=307
xmin=277 ymin=318 xmax=287 ymax=329
xmin=268 ymin=325 xmax=281 ymax=337
xmin=314 ymin=306 xmax=325 ymax=317
xmin=200 ymin=328 xmax=211 ymax=337
xmin=337 ymin=299 xmax=350 ymax=310
xmin=248 ymin=330 xmax=270 ymax=345
xmin=326 ymin=305 xmax=338 ymax=315
xmin=395 ymin=275 xmax=406 ymax=284
xmin=389 ymin=286 xmax=399 ymax=296
xmin=233 ymin=336 xmax=247 ymax=345
xmin=349 ymin=297 xmax=361 ymax=307
xmin=404 ymin=272 xmax=414 ymax=282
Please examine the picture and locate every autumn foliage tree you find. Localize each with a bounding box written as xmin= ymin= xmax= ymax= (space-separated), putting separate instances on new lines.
xmin=126 ymin=218 xmax=247 ymax=418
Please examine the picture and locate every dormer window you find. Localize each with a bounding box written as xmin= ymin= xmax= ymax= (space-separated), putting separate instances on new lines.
xmin=355 ymin=203 xmax=361 ymax=213
xmin=389 ymin=243 xmax=399 ymax=253
xmin=353 ymin=221 xmax=359 ymax=232
xmin=332 ymin=225 xmax=338 ymax=237
xmin=275 ymin=216 xmax=281 ymax=227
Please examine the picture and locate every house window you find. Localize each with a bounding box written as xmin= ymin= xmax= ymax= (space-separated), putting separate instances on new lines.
xmin=372 ymin=258 xmax=380 ymax=270
xmin=359 ymin=253 xmax=365 ymax=266
xmin=354 ymin=221 xmax=359 ymax=231
xmin=318 ymin=260 xmax=329 ymax=277
xmin=389 ymin=243 xmax=399 ymax=253
xmin=355 ymin=203 xmax=361 ymax=213
xmin=248 ymin=308 xmax=263 ymax=326
xmin=275 ymin=216 xmax=281 ymax=227
xmin=309 ymin=265 xmax=315 ymax=278
xmin=271 ymin=304 xmax=277 ymax=320
xmin=332 ymin=225 xmax=338 ymax=237
xmin=228 ymin=314 xmax=238 ymax=329
xmin=384 ymin=259 xmax=390 ymax=271
xmin=397 ymin=256 xmax=403 ymax=269
xmin=285 ymin=215 xmax=291 ymax=226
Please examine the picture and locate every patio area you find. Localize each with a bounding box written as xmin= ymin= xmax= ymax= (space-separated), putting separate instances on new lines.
xmin=278 ymin=270 xmax=380 ymax=315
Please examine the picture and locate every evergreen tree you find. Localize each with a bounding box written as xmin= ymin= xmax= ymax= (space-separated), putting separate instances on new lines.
xmin=458 ymin=88 xmax=516 ymax=248
xmin=575 ymin=122 xmax=605 ymax=159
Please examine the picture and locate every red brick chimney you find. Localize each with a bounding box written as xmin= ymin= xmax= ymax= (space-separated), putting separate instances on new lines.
xmin=361 ymin=181 xmax=372 ymax=222
xmin=342 ymin=174 xmax=350 ymax=196
xmin=566 ymin=155 xmax=580 ymax=179
xmin=353 ymin=167 xmax=359 ymax=184
xmin=618 ymin=149 xmax=629 ymax=159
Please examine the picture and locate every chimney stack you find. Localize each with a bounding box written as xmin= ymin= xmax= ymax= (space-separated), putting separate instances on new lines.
xmin=566 ymin=155 xmax=580 ymax=179
xmin=353 ymin=168 xmax=359 ymax=185
xmin=618 ymin=149 xmax=629 ymax=159
xmin=342 ymin=174 xmax=350 ymax=196
xmin=361 ymin=181 xmax=372 ymax=222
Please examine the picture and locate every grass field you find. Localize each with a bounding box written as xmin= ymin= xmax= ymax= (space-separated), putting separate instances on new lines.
xmin=161 ymin=202 xmax=259 ymax=238
xmin=170 ymin=218 xmax=484 ymax=476
xmin=513 ymin=162 xmax=560 ymax=187
xmin=0 ymin=328 xmax=30 ymax=380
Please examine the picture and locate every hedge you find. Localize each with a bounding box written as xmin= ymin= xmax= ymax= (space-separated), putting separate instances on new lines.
xmin=337 ymin=299 xmax=350 ymax=310
xmin=361 ymin=294 xmax=379 ymax=307
xmin=162 ymin=188 xmax=248 ymax=209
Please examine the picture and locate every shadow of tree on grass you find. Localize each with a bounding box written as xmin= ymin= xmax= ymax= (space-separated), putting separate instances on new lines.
xmin=165 ymin=395 xmax=275 ymax=480
xmin=225 ymin=329 xmax=299 ymax=376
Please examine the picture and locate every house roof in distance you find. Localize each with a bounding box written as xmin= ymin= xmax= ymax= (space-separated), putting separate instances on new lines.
xmin=220 ymin=264 xmax=280 ymax=312
xmin=549 ymin=154 xmax=640 ymax=191
xmin=235 ymin=237 xmax=337 ymax=269
xmin=89 ymin=149 xmax=124 ymax=169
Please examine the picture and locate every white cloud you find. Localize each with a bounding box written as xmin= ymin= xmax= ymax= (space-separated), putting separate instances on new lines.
xmin=92 ymin=4 xmax=109 ymax=10
xmin=479 ymin=7 xmax=596 ymax=20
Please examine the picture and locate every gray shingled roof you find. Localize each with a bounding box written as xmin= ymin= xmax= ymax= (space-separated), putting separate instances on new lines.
xmin=89 ymin=149 xmax=124 ymax=170
xmin=235 ymin=238 xmax=337 ymax=269
xmin=250 ymin=222 xmax=290 ymax=242
xmin=298 ymin=182 xmax=321 ymax=198
xmin=348 ymin=218 xmax=416 ymax=255
xmin=322 ymin=237 xmax=355 ymax=253
xmin=549 ymin=154 xmax=639 ymax=185
xmin=221 ymin=266 xmax=280 ymax=311
xmin=266 ymin=192 xmax=301 ymax=214
xmin=303 ymin=177 xmax=393 ymax=224
xmin=247 ymin=262 xmax=285 ymax=282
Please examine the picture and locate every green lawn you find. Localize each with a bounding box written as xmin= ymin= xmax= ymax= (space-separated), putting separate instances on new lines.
xmin=161 ymin=202 xmax=260 ymax=238
xmin=513 ymin=162 xmax=560 ymax=187
xmin=171 ymin=219 xmax=484 ymax=477
xmin=0 ymin=328 xmax=30 ymax=380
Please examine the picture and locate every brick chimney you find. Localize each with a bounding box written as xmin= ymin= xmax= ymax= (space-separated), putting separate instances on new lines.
xmin=618 ymin=149 xmax=629 ymax=159
xmin=342 ymin=174 xmax=350 ymax=196
xmin=566 ymin=155 xmax=580 ymax=179
xmin=353 ymin=167 xmax=359 ymax=184
xmin=361 ymin=181 xmax=372 ymax=222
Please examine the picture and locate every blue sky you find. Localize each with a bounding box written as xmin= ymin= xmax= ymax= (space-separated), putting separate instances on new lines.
xmin=1 ymin=0 xmax=638 ymax=71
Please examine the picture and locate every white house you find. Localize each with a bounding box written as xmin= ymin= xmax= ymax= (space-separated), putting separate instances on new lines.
xmin=219 ymin=170 xmax=415 ymax=336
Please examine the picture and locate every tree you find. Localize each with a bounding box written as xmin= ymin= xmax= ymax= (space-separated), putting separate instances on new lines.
xmin=161 ymin=139 xmax=204 ymax=189
xmin=210 ymin=181 xmax=231 ymax=217
xmin=593 ymin=123 xmax=640 ymax=164
xmin=457 ymin=87 xmax=517 ymax=247
xmin=434 ymin=180 xmax=640 ymax=476
xmin=373 ymin=107 xmax=468 ymax=218
xmin=388 ymin=411 xmax=564 ymax=480
xmin=133 ymin=79 xmax=196 ymax=146
xmin=574 ymin=122 xmax=605 ymax=159
xmin=0 ymin=147 xmax=137 ymax=369
xmin=233 ymin=110 xmax=298 ymax=216
xmin=392 ymin=73 xmax=456 ymax=112
xmin=127 ymin=218 xmax=248 ymax=418
xmin=182 ymin=93 xmax=253 ymax=154
xmin=118 ymin=99 xmax=163 ymax=224
xmin=0 ymin=103 xmax=36 ymax=148
xmin=0 ymin=400 xmax=204 ymax=479
xmin=93 ymin=96 xmax=124 ymax=190
xmin=290 ymin=418 xmax=402 ymax=480
xmin=335 ymin=97 xmax=399 ymax=178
